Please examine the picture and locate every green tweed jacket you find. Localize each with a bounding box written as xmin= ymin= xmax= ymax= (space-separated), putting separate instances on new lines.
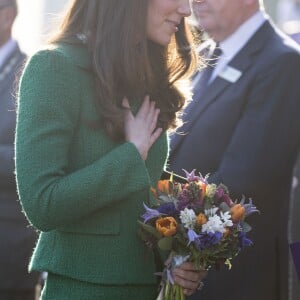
xmin=15 ymin=41 xmax=169 ymax=285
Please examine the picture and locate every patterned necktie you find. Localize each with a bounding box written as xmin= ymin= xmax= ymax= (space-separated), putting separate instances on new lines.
xmin=195 ymin=44 xmax=222 ymax=88
xmin=181 ymin=45 xmax=222 ymax=118
xmin=170 ymin=45 xmax=222 ymax=149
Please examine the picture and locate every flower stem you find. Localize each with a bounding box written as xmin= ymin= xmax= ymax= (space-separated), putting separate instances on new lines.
xmin=180 ymin=285 xmax=185 ymax=300
xmin=164 ymin=282 xmax=171 ymax=300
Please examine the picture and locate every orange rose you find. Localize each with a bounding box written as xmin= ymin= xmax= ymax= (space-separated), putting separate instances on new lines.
xmin=196 ymin=213 xmax=207 ymax=225
xmin=156 ymin=217 xmax=177 ymax=237
xmin=157 ymin=180 xmax=170 ymax=194
xmin=196 ymin=181 xmax=207 ymax=201
xmin=230 ymin=204 xmax=246 ymax=222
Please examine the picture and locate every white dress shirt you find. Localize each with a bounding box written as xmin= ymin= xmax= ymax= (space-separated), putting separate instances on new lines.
xmin=209 ymin=11 xmax=268 ymax=83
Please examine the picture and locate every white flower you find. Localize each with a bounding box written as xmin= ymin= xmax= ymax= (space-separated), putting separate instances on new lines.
xmin=202 ymin=210 xmax=233 ymax=234
xmin=221 ymin=211 xmax=233 ymax=227
xmin=180 ymin=208 xmax=197 ymax=229
xmin=205 ymin=207 xmax=219 ymax=217
xmin=201 ymin=215 xmax=225 ymax=234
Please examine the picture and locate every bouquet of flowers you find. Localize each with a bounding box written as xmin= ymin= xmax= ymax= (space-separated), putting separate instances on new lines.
xmin=138 ymin=170 xmax=259 ymax=300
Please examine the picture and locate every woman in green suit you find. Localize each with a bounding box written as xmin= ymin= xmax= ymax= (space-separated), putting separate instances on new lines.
xmin=15 ymin=0 xmax=206 ymax=299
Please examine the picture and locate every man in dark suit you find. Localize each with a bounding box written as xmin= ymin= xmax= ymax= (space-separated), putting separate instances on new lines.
xmin=168 ymin=0 xmax=300 ymax=299
xmin=0 ymin=1 xmax=39 ymax=299
xmin=289 ymin=154 xmax=300 ymax=299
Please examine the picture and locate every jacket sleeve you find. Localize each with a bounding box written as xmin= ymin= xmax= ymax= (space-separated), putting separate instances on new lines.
xmin=15 ymin=50 xmax=151 ymax=232
xmin=209 ymin=52 xmax=300 ymax=197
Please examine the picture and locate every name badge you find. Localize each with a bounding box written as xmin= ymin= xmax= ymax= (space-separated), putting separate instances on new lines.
xmin=219 ymin=66 xmax=242 ymax=83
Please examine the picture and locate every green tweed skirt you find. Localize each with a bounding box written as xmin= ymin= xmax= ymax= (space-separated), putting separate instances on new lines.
xmin=41 ymin=272 xmax=158 ymax=300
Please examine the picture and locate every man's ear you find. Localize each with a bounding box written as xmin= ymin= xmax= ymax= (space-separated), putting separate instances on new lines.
xmin=244 ymin=0 xmax=260 ymax=11
xmin=244 ymin=0 xmax=259 ymax=6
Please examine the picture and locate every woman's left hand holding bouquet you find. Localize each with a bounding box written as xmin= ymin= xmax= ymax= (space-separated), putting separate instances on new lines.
xmin=173 ymin=262 xmax=207 ymax=296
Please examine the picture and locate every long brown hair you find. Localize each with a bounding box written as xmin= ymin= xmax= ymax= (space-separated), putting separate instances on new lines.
xmin=51 ymin=0 xmax=198 ymax=141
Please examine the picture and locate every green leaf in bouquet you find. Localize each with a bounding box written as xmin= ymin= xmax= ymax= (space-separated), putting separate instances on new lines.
xmin=137 ymin=221 xmax=162 ymax=239
xmin=158 ymin=194 xmax=173 ymax=203
xmin=137 ymin=227 xmax=149 ymax=242
xmin=190 ymin=237 xmax=243 ymax=271
xmin=219 ymin=202 xmax=230 ymax=212
xmin=158 ymin=236 xmax=174 ymax=251
xmin=240 ymin=221 xmax=252 ymax=233
xmin=203 ymin=198 xmax=214 ymax=209
xmin=148 ymin=192 xmax=158 ymax=207
xmin=173 ymin=236 xmax=189 ymax=254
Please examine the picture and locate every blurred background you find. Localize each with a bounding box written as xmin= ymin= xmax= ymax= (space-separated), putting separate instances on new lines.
xmin=13 ymin=0 xmax=71 ymax=54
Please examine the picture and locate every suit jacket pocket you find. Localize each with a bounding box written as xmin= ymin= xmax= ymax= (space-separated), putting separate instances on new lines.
xmin=58 ymin=208 xmax=121 ymax=235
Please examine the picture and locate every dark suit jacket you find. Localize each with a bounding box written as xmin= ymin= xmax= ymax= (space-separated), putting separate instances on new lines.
xmin=0 ymin=43 xmax=39 ymax=289
xmin=168 ymin=20 xmax=300 ymax=300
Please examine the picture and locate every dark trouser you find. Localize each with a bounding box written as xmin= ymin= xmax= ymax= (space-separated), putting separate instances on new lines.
xmin=0 ymin=289 xmax=36 ymax=300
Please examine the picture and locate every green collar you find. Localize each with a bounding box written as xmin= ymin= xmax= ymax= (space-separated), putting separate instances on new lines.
xmin=54 ymin=40 xmax=92 ymax=71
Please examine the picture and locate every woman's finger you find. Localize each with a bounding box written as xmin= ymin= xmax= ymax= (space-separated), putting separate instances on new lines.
xmin=177 ymin=262 xmax=206 ymax=271
xmin=173 ymin=269 xmax=199 ymax=282
xmin=149 ymin=127 xmax=163 ymax=147
xmin=136 ymin=95 xmax=150 ymax=119
xmin=149 ymin=108 xmax=160 ymax=133
xmin=173 ymin=274 xmax=198 ymax=290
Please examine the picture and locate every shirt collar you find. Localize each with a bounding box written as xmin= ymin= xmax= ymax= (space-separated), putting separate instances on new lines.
xmin=0 ymin=39 xmax=17 ymax=69
xmin=219 ymin=11 xmax=268 ymax=62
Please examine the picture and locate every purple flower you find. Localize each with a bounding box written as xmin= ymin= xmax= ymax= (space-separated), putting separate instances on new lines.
xmin=166 ymin=268 xmax=174 ymax=285
xmin=157 ymin=202 xmax=177 ymax=216
xmin=141 ymin=203 xmax=160 ymax=223
xmin=243 ymin=198 xmax=259 ymax=216
xmin=177 ymin=187 xmax=203 ymax=211
xmin=177 ymin=189 xmax=191 ymax=210
xmin=187 ymin=229 xmax=199 ymax=245
xmin=214 ymin=186 xmax=232 ymax=206
xmin=177 ymin=201 xmax=190 ymax=212
xmin=238 ymin=232 xmax=253 ymax=248
xmin=194 ymin=232 xmax=222 ymax=250
xmin=183 ymin=169 xmax=202 ymax=182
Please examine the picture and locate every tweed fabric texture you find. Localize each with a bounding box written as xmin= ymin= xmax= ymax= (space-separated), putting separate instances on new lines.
xmin=15 ymin=42 xmax=169 ymax=289
xmin=42 ymin=272 xmax=157 ymax=300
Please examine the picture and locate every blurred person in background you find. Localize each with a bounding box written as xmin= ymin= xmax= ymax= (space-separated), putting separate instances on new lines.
xmin=168 ymin=0 xmax=300 ymax=299
xmin=0 ymin=0 xmax=40 ymax=299
xmin=15 ymin=0 xmax=207 ymax=299
xmin=277 ymin=0 xmax=300 ymax=25
xmin=277 ymin=0 xmax=300 ymax=43
xmin=289 ymin=154 xmax=300 ymax=299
